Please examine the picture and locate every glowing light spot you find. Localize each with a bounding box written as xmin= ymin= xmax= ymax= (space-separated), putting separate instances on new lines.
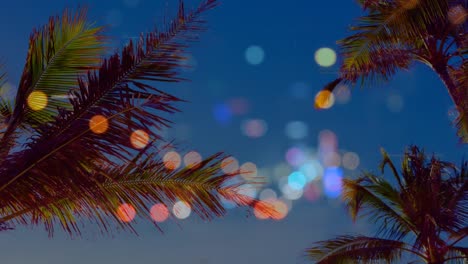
xmin=323 ymin=167 xmax=343 ymax=199
xmin=288 ymin=171 xmax=307 ymax=190
xmin=163 ymin=151 xmax=181 ymax=170
xmin=273 ymin=163 xmax=292 ymax=180
xmin=285 ymin=121 xmax=308 ymax=140
xmin=236 ymin=183 xmax=258 ymax=200
xmin=173 ymin=201 xmax=191 ymax=219
xmin=117 ymin=203 xmax=136 ymax=223
xmin=304 ymin=183 xmax=321 ymax=202
xmin=245 ymin=45 xmax=265 ymax=65
xmin=334 ymin=85 xmax=351 ymax=104
xmin=449 ymin=5 xmax=467 ymax=25
xmin=314 ymin=47 xmax=336 ymax=67
xmin=213 ymin=103 xmax=232 ymax=125
xmin=259 ymin=188 xmax=277 ymax=201
xmin=242 ymin=119 xmax=268 ymax=138
xmin=342 ymin=152 xmax=360 ymax=170
xmin=228 ymin=97 xmax=250 ymax=115
xmin=281 ymin=183 xmax=304 ymax=200
xmin=89 ymin=115 xmax=109 ymax=134
xmin=27 ymin=91 xmax=48 ymax=111
xmin=323 ymin=151 xmax=341 ymax=167
xmin=221 ymin=157 xmax=239 ymax=174
xmin=150 ymin=203 xmax=169 ymax=223
xmin=253 ymin=201 xmax=270 ymax=220
xmin=285 ymin=147 xmax=307 ymax=167
xmin=184 ymin=151 xmax=202 ymax=168
xmin=130 ymin=130 xmax=149 ymax=149
xmin=270 ymin=199 xmax=288 ymax=220
xmin=299 ymin=160 xmax=322 ymax=182
xmin=319 ymin=130 xmax=338 ymax=153
xmin=315 ymin=90 xmax=335 ymax=109
xmin=387 ymin=93 xmax=404 ymax=113
xmin=240 ymin=162 xmax=257 ymax=179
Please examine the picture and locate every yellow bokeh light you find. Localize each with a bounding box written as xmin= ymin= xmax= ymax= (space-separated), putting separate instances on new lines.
xmin=221 ymin=157 xmax=239 ymax=174
xmin=130 ymin=129 xmax=149 ymax=149
xmin=240 ymin=162 xmax=257 ymax=179
xmin=89 ymin=115 xmax=109 ymax=134
xmin=163 ymin=151 xmax=181 ymax=170
xmin=116 ymin=203 xmax=136 ymax=223
xmin=448 ymin=5 xmax=467 ymax=25
xmin=314 ymin=47 xmax=336 ymax=67
xmin=27 ymin=91 xmax=48 ymax=111
xmin=314 ymin=90 xmax=335 ymax=109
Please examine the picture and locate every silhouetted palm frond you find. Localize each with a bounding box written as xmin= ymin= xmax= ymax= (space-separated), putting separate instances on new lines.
xmin=0 ymin=0 xmax=271 ymax=237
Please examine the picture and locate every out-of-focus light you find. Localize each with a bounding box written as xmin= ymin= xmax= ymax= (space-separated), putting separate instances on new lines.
xmin=242 ymin=119 xmax=268 ymax=138
xmin=163 ymin=151 xmax=181 ymax=170
xmin=323 ymin=151 xmax=341 ymax=167
xmin=89 ymin=115 xmax=109 ymax=134
xmin=449 ymin=5 xmax=467 ymax=25
xmin=334 ymin=85 xmax=351 ymax=104
xmin=219 ymin=195 xmax=237 ymax=210
xmin=285 ymin=147 xmax=307 ymax=167
xmin=173 ymin=201 xmax=191 ymax=219
xmin=221 ymin=157 xmax=239 ymax=174
xmin=273 ymin=163 xmax=292 ymax=180
xmin=314 ymin=47 xmax=336 ymax=67
xmin=386 ymin=93 xmax=404 ymax=113
xmin=319 ymin=130 xmax=338 ymax=153
xmin=228 ymin=97 xmax=250 ymax=116
xmin=245 ymin=45 xmax=265 ymax=65
xmin=184 ymin=151 xmax=202 ymax=169
xmin=259 ymin=188 xmax=277 ymax=201
xmin=236 ymin=184 xmax=258 ymax=200
xmin=240 ymin=162 xmax=258 ymax=179
xmin=304 ymin=183 xmax=321 ymax=202
xmin=299 ymin=160 xmax=322 ymax=182
xmin=281 ymin=184 xmax=304 ymax=200
xmin=213 ymin=103 xmax=232 ymax=125
xmin=150 ymin=203 xmax=169 ymax=223
xmin=271 ymin=199 xmax=288 ymax=220
xmin=342 ymin=152 xmax=360 ymax=170
xmin=253 ymin=201 xmax=270 ymax=220
xmin=323 ymin=167 xmax=343 ymax=199
xmin=117 ymin=203 xmax=136 ymax=223
xmin=27 ymin=91 xmax=48 ymax=111
xmin=288 ymin=171 xmax=307 ymax=190
xmin=285 ymin=121 xmax=308 ymax=140
xmin=130 ymin=129 xmax=150 ymax=149
xmin=315 ymin=90 xmax=335 ymax=109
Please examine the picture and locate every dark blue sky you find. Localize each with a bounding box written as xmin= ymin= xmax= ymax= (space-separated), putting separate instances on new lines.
xmin=0 ymin=0 xmax=466 ymax=263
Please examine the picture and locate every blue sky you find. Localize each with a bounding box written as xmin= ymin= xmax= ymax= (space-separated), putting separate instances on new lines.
xmin=0 ymin=0 xmax=466 ymax=263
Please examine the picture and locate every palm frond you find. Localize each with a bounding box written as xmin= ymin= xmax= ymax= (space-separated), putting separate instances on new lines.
xmin=306 ymin=235 xmax=424 ymax=264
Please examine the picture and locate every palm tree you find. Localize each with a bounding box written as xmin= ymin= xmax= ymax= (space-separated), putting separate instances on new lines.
xmin=320 ymin=0 xmax=467 ymax=142
xmin=306 ymin=146 xmax=467 ymax=263
xmin=0 ymin=0 xmax=270 ymax=237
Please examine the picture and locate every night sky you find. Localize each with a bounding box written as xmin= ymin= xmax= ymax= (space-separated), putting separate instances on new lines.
xmin=0 ymin=0 xmax=466 ymax=263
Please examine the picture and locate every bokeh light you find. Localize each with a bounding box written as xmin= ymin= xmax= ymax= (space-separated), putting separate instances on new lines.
xmin=386 ymin=93 xmax=404 ymax=113
xmin=319 ymin=130 xmax=338 ymax=153
xmin=288 ymin=171 xmax=307 ymax=190
xmin=314 ymin=47 xmax=336 ymax=67
xmin=236 ymin=183 xmax=258 ymax=200
xmin=130 ymin=129 xmax=149 ymax=149
xmin=314 ymin=90 xmax=335 ymax=109
xmin=27 ymin=91 xmax=48 ymax=111
xmin=184 ymin=151 xmax=202 ymax=168
xmin=150 ymin=203 xmax=169 ymax=223
xmin=245 ymin=45 xmax=265 ymax=65
xmin=304 ymin=183 xmax=321 ymax=202
xmin=299 ymin=160 xmax=322 ymax=181
xmin=163 ymin=151 xmax=182 ymax=170
xmin=270 ymin=199 xmax=289 ymax=220
xmin=213 ymin=103 xmax=232 ymax=125
xmin=342 ymin=152 xmax=360 ymax=170
xmin=323 ymin=151 xmax=341 ymax=167
xmin=259 ymin=188 xmax=277 ymax=201
xmin=285 ymin=121 xmax=308 ymax=140
xmin=240 ymin=162 xmax=258 ymax=179
xmin=221 ymin=157 xmax=239 ymax=174
xmin=323 ymin=167 xmax=343 ymax=199
xmin=173 ymin=201 xmax=191 ymax=220
xmin=334 ymin=85 xmax=351 ymax=104
xmin=448 ymin=5 xmax=467 ymax=25
xmin=228 ymin=97 xmax=250 ymax=115
xmin=117 ymin=203 xmax=136 ymax=223
xmin=89 ymin=115 xmax=109 ymax=134
xmin=285 ymin=147 xmax=307 ymax=167
xmin=280 ymin=183 xmax=304 ymax=200
xmin=242 ymin=119 xmax=268 ymax=138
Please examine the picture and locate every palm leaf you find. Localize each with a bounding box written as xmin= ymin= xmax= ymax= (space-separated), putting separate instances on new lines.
xmin=306 ymin=235 xmax=425 ymax=264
